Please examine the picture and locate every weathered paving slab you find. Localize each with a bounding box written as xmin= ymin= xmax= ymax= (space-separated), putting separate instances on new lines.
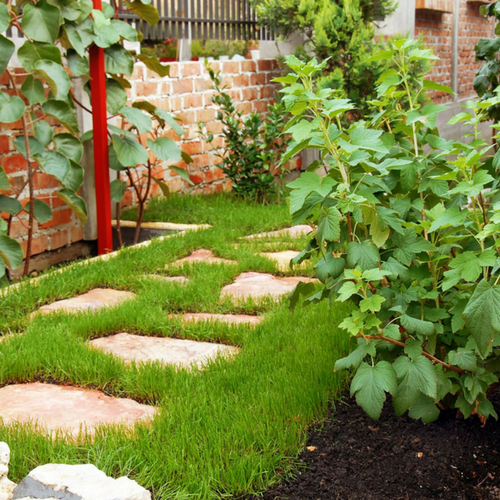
xmin=0 ymin=383 xmax=156 ymax=438
xmin=142 ymin=275 xmax=189 ymax=284
xmin=168 ymin=249 xmax=236 ymax=267
xmin=0 ymin=442 xmax=16 ymax=500
xmin=243 ymin=225 xmax=313 ymax=239
xmin=221 ymin=272 xmax=316 ymax=302
xmin=90 ymin=333 xmax=239 ymax=369
xmin=13 ymin=463 xmax=150 ymax=500
xmin=170 ymin=313 xmax=262 ymax=326
xmin=260 ymin=251 xmax=307 ymax=272
xmin=35 ymin=288 xmax=136 ymax=316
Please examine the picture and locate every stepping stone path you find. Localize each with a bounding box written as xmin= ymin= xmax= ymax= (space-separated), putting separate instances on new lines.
xmin=90 ymin=333 xmax=239 ymax=369
xmin=142 ymin=275 xmax=189 ymax=284
xmin=168 ymin=249 xmax=236 ymax=267
xmin=35 ymin=288 xmax=136 ymax=316
xmin=221 ymin=272 xmax=315 ymax=302
xmin=243 ymin=225 xmax=313 ymax=239
xmin=0 ymin=383 xmax=156 ymax=438
xmin=170 ymin=313 xmax=262 ymax=326
xmin=260 ymin=250 xmax=307 ymax=272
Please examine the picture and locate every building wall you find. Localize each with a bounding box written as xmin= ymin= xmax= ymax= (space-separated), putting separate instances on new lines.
xmin=0 ymin=59 xmax=288 ymax=260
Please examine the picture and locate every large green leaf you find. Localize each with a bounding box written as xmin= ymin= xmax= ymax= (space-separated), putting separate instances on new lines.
xmin=17 ymin=40 xmax=62 ymax=72
xmin=346 ymin=240 xmax=380 ymax=270
xmin=34 ymin=59 xmax=71 ymax=102
xmin=463 ymin=280 xmax=500 ymax=357
xmin=47 ymin=0 xmax=81 ymax=21
xmin=136 ymin=53 xmax=170 ymax=77
xmin=21 ymin=1 xmax=62 ymax=44
xmin=317 ymin=206 xmax=340 ymax=244
xmin=392 ymin=228 xmax=436 ymax=266
xmin=110 ymin=19 xmax=138 ymax=41
xmin=106 ymin=79 xmax=128 ymax=115
xmin=63 ymin=25 xmax=85 ymax=56
xmin=34 ymin=120 xmax=54 ymax=147
xmin=0 ymin=195 xmax=22 ymax=215
xmin=0 ymin=168 xmax=10 ymax=191
xmin=348 ymin=127 xmax=385 ymax=153
xmin=407 ymin=394 xmax=440 ymax=423
xmin=393 ymin=355 xmax=437 ymax=415
xmin=13 ymin=135 xmax=44 ymax=159
xmin=33 ymin=150 xmax=70 ymax=182
xmin=0 ymin=3 xmax=10 ymax=33
xmin=350 ymin=361 xmax=397 ymax=420
xmin=147 ymin=137 xmax=181 ymax=162
xmin=54 ymin=133 xmax=83 ymax=162
xmin=21 ymin=76 xmax=46 ymax=105
xmin=110 ymin=178 xmax=127 ymax=202
xmin=124 ymin=0 xmax=159 ymax=25
xmin=104 ymin=44 xmax=134 ymax=76
xmin=41 ymin=99 xmax=79 ymax=134
xmin=92 ymin=9 xmax=120 ymax=48
xmin=314 ymin=254 xmax=345 ymax=283
xmin=0 ymin=93 xmax=25 ymax=123
xmin=0 ymin=35 xmax=15 ymax=75
xmin=57 ymin=188 xmax=87 ymax=223
xmin=67 ymin=49 xmax=89 ymax=76
xmin=155 ymin=109 xmax=185 ymax=136
xmin=120 ymin=107 xmax=152 ymax=134
xmin=400 ymin=314 xmax=435 ymax=336
xmin=0 ymin=235 xmax=23 ymax=270
xmin=24 ymin=199 xmax=53 ymax=224
xmin=448 ymin=349 xmax=477 ymax=372
xmin=112 ymin=134 xmax=148 ymax=167
xmin=448 ymin=250 xmax=496 ymax=283
xmin=63 ymin=160 xmax=84 ymax=191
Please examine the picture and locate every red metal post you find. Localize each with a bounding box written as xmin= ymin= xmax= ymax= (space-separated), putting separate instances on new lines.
xmin=89 ymin=0 xmax=113 ymax=255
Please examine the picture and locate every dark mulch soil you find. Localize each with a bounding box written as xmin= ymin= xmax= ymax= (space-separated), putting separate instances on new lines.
xmin=243 ymin=392 xmax=500 ymax=500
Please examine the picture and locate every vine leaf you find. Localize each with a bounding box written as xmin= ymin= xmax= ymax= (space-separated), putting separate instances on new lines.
xmin=33 ymin=150 xmax=70 ymax=182
xmin=104 ymin=44 xmax=134 ymax=76
xmin=21 ymin=1 xmax=63 ymax=44
xmin=393 ymin=355 xmax=437 ymax=416
xmin=57 ymin=188 xmax=87 ymax=223
xmin=42 ymin=99 xmax=80 ymax=134
xmin=463 ymin=279 xmax=500 ymax=357
xmin=112 ymin=134 xmax=148 ymax=167
xmin=124 ymin=0 xmax=159 ymax=25
xmin=0 ymin=195 xmax=22 ymax=215
xmin=147 ymin=137 xmax=181 ymax=162
xmin=54 ymin=133 xmax=83 ymax=163
xmin=346 ymin=240 xmax=380 ymax=270
xmin=0 ymin=235 xmax=24 ymax=271
xmin=21 ymin=76 xmax=46 ymax=105
xmin=110 ymin=179 xmax=127 ymax=202
xmin=34 ymin=60 xmax=71 ymax=102
xmin=317 ymin=206 xmax=340 ymax=244
xmin=136 ymin=53 xmax=170 ymax=77
xmin=350 ymin=361 xmax=397 ymax=420
xmin=0 ymin=35 xmax=15 ymax=75
xmin=24 ymin=199 xmax=53 ymax=224
xmin=0 ymin=93 xmax=25 ymax=123
xmin=17 ymin=41 xmax=63 ymax=73
xmin=120 ymin=107 xmax=152 ymax=134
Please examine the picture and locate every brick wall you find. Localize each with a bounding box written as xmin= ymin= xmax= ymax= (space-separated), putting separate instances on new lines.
xmin=0 ymin=59 xmax=285 ymax=259
xmin=415 ymin=0 xmax=495 ymax=103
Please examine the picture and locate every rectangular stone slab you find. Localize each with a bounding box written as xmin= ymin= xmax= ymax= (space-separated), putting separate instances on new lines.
xmin=170 ymin=313 xmax=262 ymax=326
xmin=90 ymin=333 xmax=239 ymax=369
xmin=0 ymin=383 xmax=156 ymax=438
xmin=35 ymin=288 xmax=136 ymax=316
xmin=242 ymin=225 xmax=313 ymax=239
xmin=168 ymin=249 xmax=236 ymax=267
xmin=260 ymin=251 xmax=307 ymax=272
xmin=221 ymin=272 xmax=316 ymax=302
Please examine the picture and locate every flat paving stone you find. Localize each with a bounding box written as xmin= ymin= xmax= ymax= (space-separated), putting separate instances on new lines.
xmin=260 ymin=250 xmax=307 ymax=272
xmin=170 ymin=313 xmax=262 ymax=326
xmin=168 ymin=249 xmax=236 ymax=267
xmin=36 ymin=288 xmax=136 ymax=316
xmin=0 ymin=383 xmax=156 ymax=438
xmin=221 ymin=272 xmax=316 ymax=302
xmin=90 ymin=333 xmax=239 ymax=369
xmin=243 ymin=225 xmax=313 ymax=239
xmin=142 ymin=275 xmax=189 ymax=284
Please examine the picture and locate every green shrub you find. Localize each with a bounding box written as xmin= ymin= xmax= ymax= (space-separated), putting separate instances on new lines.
xmin=199 ymin=65 xmax=290 ymax=202
xmin=474 ymin=1 xmax=500 ymax=120
xmin=254 ymin=0 xmax=396 ymax=117
xmin=279 ymin=39 xmax=500 ymax=423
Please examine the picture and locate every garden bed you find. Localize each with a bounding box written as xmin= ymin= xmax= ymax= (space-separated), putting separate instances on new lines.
xmin=0 ymin=194 xmax=350 ymax=500
xmin=244 ymin=392 xmax=500 ymax=500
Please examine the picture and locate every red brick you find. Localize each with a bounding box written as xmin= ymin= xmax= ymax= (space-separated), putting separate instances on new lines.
xmin=197 ymin=108 xmax=216 ymax=123
xmin=136 ymin=81 xmax=159 ymax=97
xmin=182 ymin=141 xmax=203 ymax=156
xmin=250 ymin=74 xmax=266 ymax=86
xmin=204 ymin=167 xmax=225 ymax=183
xmin=257 ymin=60 xmax=273 ymax=71
xmin=71 ymin=224 xmax=83 ymax=243
xmin=214 ymin=182 xmax=224 ymax=194
xmin=233 ymin=75 xmax=250 ymax=87
xmin=1 ymin=154 xmax=27 ymax=174
xmin=21 ymin=235 xmax=49 ymax=257
xmin=189 ymin=171 xmax=204 ymax=185
xmin=50 ymin=229 xmax=70 ymax=250
xmin=241 ymin=88 xmax=259 ymax=101
xmin=236 ymin=102 xmax=252 ymax=115
xmin=33 ymin=173 xmax=60 ymax=190
xmin=194 ymin=78 xmax=213 ymax=92
xmin=9 ymin=220 xmax=28 ymax=239
xmin=121 ymin=189 xmax=134 ymax=208
xmin=39 ymin=208 xmax=72 ymax=229
xmin=172 ymin=79 xmax=194 ymax=94
xmin=240 ymin=60 xmax=257 ymax=72
xmin=181 ymin=62 xmax=202 ymax=78
xmin=221 ymin=62 xmax=240 ymax=74
xmin=183 ymin=94 xmax=203 ymax=108
xmin=168 ymin=63 xmax=180 ymax=78
xmin=0 ymin=135 xmax=10 ymax=155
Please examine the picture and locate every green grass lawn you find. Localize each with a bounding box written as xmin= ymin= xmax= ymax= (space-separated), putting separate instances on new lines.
xmin=0 ymin=194 xmax=349 ymax=499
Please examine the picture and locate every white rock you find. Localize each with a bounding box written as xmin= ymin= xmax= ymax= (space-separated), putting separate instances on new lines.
xmin=0 ymin=442 xmax=16 ymax=500
xmin=12 ymin=464 xmax=150 ymax=500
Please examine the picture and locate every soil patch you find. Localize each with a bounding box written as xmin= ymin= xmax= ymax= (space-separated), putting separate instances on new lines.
xmin=243 ymin=392 xmax=500 ymax=500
